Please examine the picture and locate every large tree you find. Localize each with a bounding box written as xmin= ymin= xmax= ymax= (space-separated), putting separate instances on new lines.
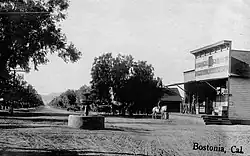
xmin=0 ymin=75 xmax=44 ymax=109
xmin=111 ymin=54 xmax=134 ymax=101
xmin=20 ymin=84 xmax=44 ymax=107
xmin=0 ymin=0 xmax=81 ymax=111
xmin=64 ymin=89 xmax=77 ymax=106
xmin=0 ymin=0 xmax=81 ymax=79
xmin=90 ymin=53 xmax=167 ymax=116
xmin=90 ymin=53 xmax=114 ymax=103
xmin=116 ymin=60 xmax=164 ymax=115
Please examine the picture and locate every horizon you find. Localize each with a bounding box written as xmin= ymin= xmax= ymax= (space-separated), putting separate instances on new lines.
xmin=23 ymin=0 xmax=250 ymax=95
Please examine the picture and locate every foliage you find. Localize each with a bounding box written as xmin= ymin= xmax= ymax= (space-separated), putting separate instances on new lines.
xmin=20 ymin=84 xmax=44 ymax=107
xmin=63 ymin=89 xmax=77 ymax=106
xmin=0 ymin=74 xmax=44 ymax=108
xmin=49 ymin=52 xmax=168 ymax=115
xmin=75 ymin=85 xmax=92 ymax=102
xmin=0 ymin=0 xmax=81 ymax=78
xmin=90 ymin=53 xmax=168 ymax=115
xmin=0 ymin=0 xmax=81 ymax=108
xmin=49 ymin=85 xmax=94 ymax=110
xmin=90 ymin=53 xmax=113 ymax=102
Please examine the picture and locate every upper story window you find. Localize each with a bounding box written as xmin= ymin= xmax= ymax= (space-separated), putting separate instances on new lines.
xmin=208 ymin=56 xmax=213 ymax=67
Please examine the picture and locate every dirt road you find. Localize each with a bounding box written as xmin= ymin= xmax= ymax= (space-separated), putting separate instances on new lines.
xmin=0 ymin=106 xmax=249 ymax=156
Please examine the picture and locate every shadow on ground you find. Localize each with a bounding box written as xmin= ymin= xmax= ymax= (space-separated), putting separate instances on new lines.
xmin=102 ymin=114 xmax=155 ymax=119
xmin=0 ymin=111 xmax=79 ymax=117
xmin=107 ymin=121 xmax=173 ymax=125
xmin=78 ymin=150 xmax=147 ymax=156
xmin=0 ymin=112 xmax=156 ymax=118
xmin=103 ymin=126 xmax=151 ymax=134
xmin=0 ymin=149 xmax=78 ymax=156
xmin=0 ymin=148 xmax=148 ymax=156
xmin=0 ymin=123 xmax=151 ymax=134
xmin=0 ymin=124 xmax=59 ymax=129
xmin=0 ymin=116 xmax=68 ymax=122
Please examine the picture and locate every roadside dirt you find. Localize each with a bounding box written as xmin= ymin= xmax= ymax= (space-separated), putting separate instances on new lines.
xmin=0 ymin=106 xmax=249 ymax=156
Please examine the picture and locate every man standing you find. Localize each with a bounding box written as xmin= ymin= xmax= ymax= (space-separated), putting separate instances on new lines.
xmin=191 ymin=95 xmax=196 ymax=114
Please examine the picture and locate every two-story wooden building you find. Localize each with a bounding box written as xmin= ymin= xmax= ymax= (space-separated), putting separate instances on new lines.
xmin=169 ymin=40 xmax=250 ymax=122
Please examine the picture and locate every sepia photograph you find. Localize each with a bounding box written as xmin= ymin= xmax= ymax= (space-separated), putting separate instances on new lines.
xmin=0 ymin=0 xmax=250 ymax=155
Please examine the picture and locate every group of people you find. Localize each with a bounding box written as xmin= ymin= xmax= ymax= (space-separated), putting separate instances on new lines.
xmin=181 ymin=95 xmax=197 ymax=114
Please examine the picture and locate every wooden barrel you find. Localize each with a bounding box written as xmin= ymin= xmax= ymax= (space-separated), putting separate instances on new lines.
xmin=68 ymin=115 xmax=105 ymax=129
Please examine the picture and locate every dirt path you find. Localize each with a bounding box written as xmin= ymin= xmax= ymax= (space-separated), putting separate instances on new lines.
xmin=0 ymin=107 xmax=250 ymax=156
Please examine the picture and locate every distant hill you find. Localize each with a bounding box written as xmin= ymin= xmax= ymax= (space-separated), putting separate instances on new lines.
xmin=41 ymin=92 xmax=62 ymax=105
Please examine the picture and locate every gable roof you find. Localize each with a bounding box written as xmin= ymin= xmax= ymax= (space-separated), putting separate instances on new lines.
xmin=161 ymin=88 xmax=182 ymax=102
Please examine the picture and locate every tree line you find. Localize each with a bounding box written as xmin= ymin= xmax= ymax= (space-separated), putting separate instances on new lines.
xmin=49 ymin=85 xmax=92 ymax=111
xmin=0 ymin=1 xmax=170 ymax=115
xmin=0 ymin=0 xmax=82 ymax=111
xmin=49 ymin=52 xmax=170 ymax=116
xmin=90 ymin=53 xmax=167 ymax=115
xmin=0 ymin=74 xmax=44 ymax=109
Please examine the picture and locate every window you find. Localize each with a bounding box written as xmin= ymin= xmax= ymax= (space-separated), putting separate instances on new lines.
xmin=208 ymin=56 xmax=213 ymax=67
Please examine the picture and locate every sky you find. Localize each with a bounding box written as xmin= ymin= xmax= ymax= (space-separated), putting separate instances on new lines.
xmin=23 ymin=0 xmax=250 ymax=95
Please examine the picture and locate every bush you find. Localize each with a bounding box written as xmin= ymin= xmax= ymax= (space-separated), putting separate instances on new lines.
xmin=95 ymin=105 xmax=111 ymax=113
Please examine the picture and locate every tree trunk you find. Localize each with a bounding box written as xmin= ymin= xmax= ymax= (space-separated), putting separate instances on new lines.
xmin=0 ymin=59 xmax=10 ymax=80
xmin=111 ymin=104 xmax=115 ymax=115
xmin=129 ymin=109 xmax=133 ymax=117
xmin=121 ymin=107 xmax=125 ymax=116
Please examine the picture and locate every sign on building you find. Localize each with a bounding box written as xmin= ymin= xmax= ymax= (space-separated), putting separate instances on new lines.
xmin=195 ymin=47 xmax=230 ymax=81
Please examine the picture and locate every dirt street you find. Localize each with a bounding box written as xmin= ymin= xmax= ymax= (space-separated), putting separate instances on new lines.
xmin=0 ymin=106 xmax=249 ymax=156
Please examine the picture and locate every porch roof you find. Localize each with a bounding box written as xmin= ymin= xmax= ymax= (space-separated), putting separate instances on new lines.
xmin=161 ymin=88 xmax=182 ymax=102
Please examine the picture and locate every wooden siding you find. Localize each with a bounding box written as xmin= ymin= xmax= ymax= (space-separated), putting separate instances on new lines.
xmin=229 ymin=77 xmax=250 ymax=119
xmin=184 ymin=70 xmax=195 ymax=82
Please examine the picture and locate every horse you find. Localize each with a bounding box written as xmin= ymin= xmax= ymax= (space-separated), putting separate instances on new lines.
xmin=152 ymin=105 xmax=168 ymax=119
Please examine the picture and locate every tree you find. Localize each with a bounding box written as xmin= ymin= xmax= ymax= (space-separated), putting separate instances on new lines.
xmin=111 ymin=54 xmax=134 ymax=101
xmin=49 ymin=85 xmax=95 ymax=110
xmin=90 ymin=53 xmax=114 ymax=102
xmin=63 ymin=89 xmax=77 ymax=106
xmin=0 ymin=0 xmax=81 ymax=79
xmin=90 ymin=52 xmax=167 ymax=116
xmin=0 ymin=0 xmax=81 ymax=110
xmin=116 ymin=60 xmax=161 ymax=115
xmin=0 ymin=75 xmax=44 ymax=110
xmin=20 ymin=84 xmax=44 ymax=108
xmin=77 ymin=85 xmax=92 ymax=100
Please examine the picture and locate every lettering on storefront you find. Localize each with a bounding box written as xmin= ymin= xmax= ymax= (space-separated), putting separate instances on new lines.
xmin=195 ymin=56 xmax=229 ymax=68
xmin=195 ymin=66 xmax=228 ymax=76
xmin=195 ymin=48 xmax=230 ymax=81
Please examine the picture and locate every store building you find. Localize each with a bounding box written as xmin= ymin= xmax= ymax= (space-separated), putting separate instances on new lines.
xmin=168 ymin=40 xmax=250 ymax=120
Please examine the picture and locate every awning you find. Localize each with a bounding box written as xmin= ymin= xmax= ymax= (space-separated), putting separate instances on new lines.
xmin=166 ymin=82 xmax=195 ymax=95
xmin=166 ymin=77 xmax=228 ymax=93
xmin=166 ymin=81 xmax=195 ymax=87
xmin=166 ymin=77 xmax=228 ymax=87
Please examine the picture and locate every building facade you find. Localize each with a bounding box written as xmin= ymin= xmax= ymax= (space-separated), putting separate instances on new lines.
xmin=174 ymin=40 xmax=250 ymax=120
xmin=182 ymin=40 xmax=250 ymax=120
